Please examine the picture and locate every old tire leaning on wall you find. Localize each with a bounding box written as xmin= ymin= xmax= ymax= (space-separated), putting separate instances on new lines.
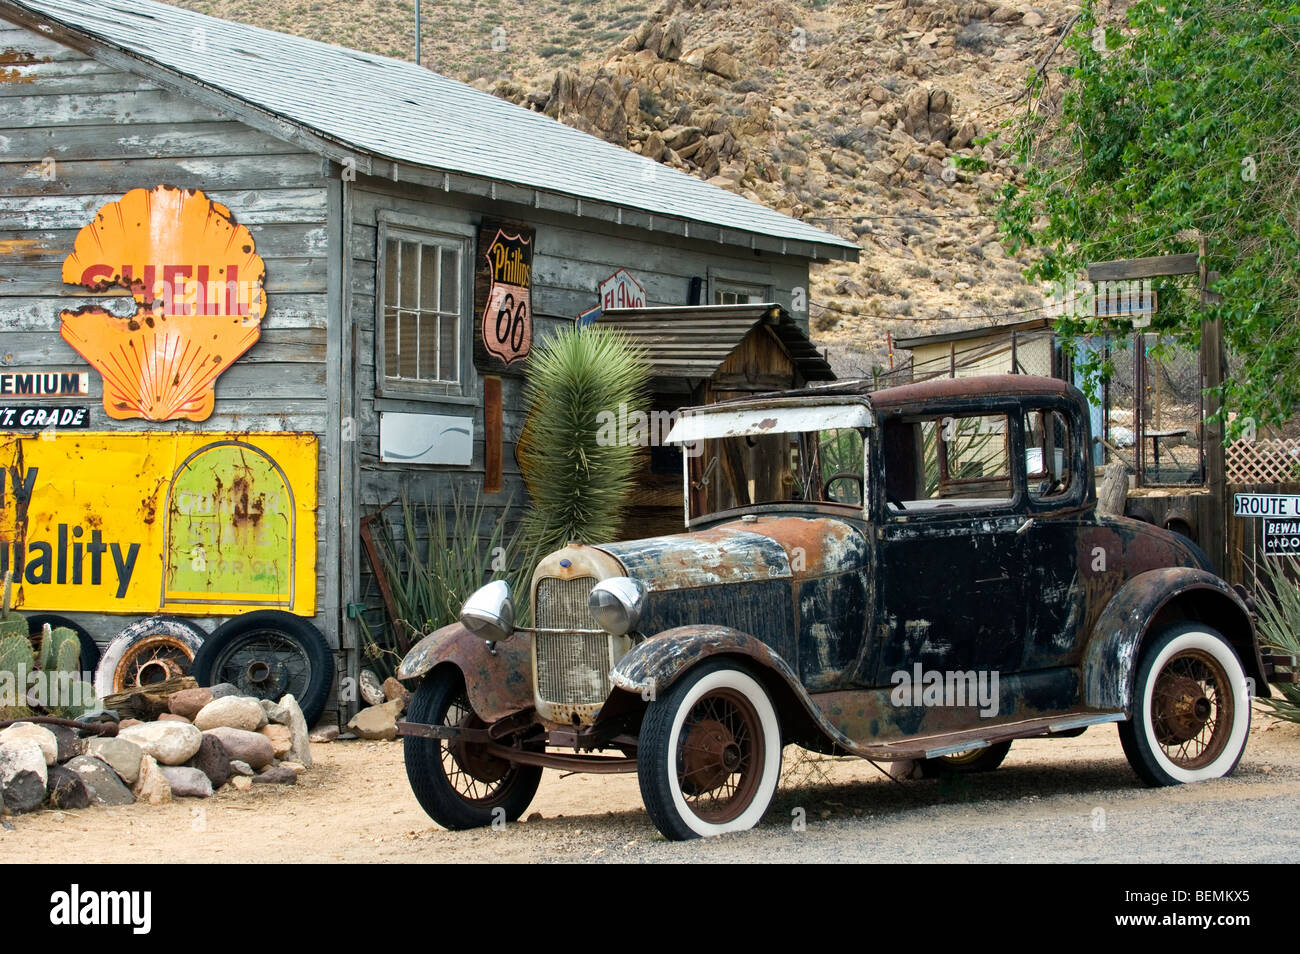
xmin=1117 ymin=622 xmax=1252 ymax=787
xmin=637 ymin=659 xmax=783 ymax=840
xmin=94 ymin=616 xmax=208 ymax=697
xmin=27 ymin=614 xmax=100 ymax=676
xmin=190 ymin=610 xmax=332 ymax=726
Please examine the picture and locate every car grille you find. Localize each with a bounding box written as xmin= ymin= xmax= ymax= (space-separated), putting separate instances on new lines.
xmin=534 ymin=576 xmax=610 ymax=706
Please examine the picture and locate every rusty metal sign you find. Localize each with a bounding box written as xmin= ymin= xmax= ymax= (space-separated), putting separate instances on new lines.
xmin=474 ymin=222 xmax=533 ymax=372
xmin=0 ymin=431 xmax=317 ymax=615
xmin=58 ymin=185 xmax=267 ymax=423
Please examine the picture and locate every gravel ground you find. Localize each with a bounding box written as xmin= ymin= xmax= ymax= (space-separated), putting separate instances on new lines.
xmin=5 ymin=709 xmax=1298 ymax=863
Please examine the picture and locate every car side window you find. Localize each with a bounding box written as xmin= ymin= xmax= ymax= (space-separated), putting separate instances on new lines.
xmin=884 ymin=412 xmax=1014 ymax=514
xmin=1024 ymin=408 xmax=1074 ymax=502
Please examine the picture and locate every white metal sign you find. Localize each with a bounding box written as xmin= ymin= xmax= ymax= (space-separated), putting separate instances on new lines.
xmin=380 ymin=412 xmax=473 ymax=466
xmin=1234 ymin=493 xmax=1300 ymax=517
xmin=599 ymin=268 xmax=646 ymax=310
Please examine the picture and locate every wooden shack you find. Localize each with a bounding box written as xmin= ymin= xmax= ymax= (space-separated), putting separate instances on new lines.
xmin=0 ymin=0 xmax=856 ymax=713
xmin=596 ymin=304 xmax=834 ymax=537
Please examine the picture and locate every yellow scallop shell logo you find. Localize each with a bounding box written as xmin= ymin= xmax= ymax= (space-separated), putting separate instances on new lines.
xmin=60 ymin=185 xmax=266 ymax=422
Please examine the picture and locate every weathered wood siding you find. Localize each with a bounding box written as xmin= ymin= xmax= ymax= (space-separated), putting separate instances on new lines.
xmin=347 ymin=176 xmax=811 ymax=530
xmin=0 ymin=24 xmax=338 ymax=650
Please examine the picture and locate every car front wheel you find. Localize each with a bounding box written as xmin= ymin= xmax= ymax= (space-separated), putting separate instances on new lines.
xmin=403 ymin=666 xmax=542 ymax=830
xmin=637 ymin=660 xmax=782 ymax=840
xmin=1118 ymin=623 xmax=1251 ymax=786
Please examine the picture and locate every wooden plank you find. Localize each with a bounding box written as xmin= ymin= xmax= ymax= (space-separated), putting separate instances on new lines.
xmin=0 ymin=121 xmax=309 ymax=162
xmin=0 ymin=69 xmax=158 ymax=97
xmin=0 ymin=89 xmax=238 ymax=129
xmin=0 ymin=293 xmax=329 ymax=330
xmin=1087 ymin=253 xmax=1199 ymax=281
xmin=0 ymin=187 xmax=328 ymax=229
xmin=0 ymin=223 xmax=330 ymax=260
xmin=0 ymin=154 xmax=326 ymax=196
xmin=483 ymin=374 xmax=503 ymax=494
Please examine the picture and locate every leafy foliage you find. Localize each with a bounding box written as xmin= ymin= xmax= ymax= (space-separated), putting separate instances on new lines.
xmin=517 ymin=326 xmax=650 ymax=556
xmin=1253 ymin=556 xmax=1300 ymax=723
xmin=364 ymin=491 xmax=533 ymax=678
xmin=996 ymin=0 xmax=1300 ymax=433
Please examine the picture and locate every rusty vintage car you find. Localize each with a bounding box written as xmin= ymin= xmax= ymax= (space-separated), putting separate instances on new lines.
xmin=396 ymin=374 xmax=1288 ymax=840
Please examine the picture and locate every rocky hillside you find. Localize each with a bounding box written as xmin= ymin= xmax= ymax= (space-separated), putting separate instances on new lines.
xmin=177 ymin=0 xmax=1088 ymax=376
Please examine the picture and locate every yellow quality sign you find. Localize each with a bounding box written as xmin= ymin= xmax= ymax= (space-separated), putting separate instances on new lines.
xmin=0 ymin=431 xmax=318 ymax=616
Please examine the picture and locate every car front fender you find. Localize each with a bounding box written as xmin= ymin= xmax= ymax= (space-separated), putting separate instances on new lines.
xmin=396 ymin=622 xmax=534 ymax=722
xmin=1083 ymin=567 xmax=1262 ymax=713
xmin=609 ymin=625 xmax=803 ymax=698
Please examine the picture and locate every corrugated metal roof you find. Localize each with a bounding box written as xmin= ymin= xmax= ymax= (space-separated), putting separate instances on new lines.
xmin=597 ymin=303 xmax=834 ymax=381
xmin=1 ymin=0 xmax=859 ymax=260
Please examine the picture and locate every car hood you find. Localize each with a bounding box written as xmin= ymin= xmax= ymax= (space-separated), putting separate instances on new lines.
xmin=595 ymin=515 xmax=868 ymax=591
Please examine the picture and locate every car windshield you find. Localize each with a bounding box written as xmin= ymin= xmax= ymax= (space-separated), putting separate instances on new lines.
xmin=687 ymin=427 xmax=866 ymax=521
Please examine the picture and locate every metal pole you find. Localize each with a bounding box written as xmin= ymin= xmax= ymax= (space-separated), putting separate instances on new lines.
xmin=415 ymin=0 xmax=421 ymax=65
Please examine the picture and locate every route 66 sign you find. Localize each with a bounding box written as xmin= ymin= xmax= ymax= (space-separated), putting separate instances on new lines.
xmin=474 ymin=222 xmax=534 ymax=373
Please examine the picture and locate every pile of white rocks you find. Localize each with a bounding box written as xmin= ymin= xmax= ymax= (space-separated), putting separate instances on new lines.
xmin=0 ymin=685 xmax=314 ymax=815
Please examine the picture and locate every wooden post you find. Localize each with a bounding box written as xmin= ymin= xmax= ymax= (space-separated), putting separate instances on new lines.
xmin=484 ymin=375 xmax=503 ymax=494
xmin=1200 ymin=236 xmax=1227 ymax=575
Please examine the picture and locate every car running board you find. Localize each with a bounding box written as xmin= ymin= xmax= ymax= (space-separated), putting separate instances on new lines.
xmin=855 ymin=711 xmax=1127 ymax=761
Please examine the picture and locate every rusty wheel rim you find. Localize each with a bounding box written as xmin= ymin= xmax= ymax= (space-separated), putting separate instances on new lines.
xmin=676 ymin=687 xmax=765 ymax=825
xmin=112 ymin=634 xmax=194 ymax=692
xmin=1150 ymin=648 xmax=1234 ymax=771
xmin=441 ymin=689 xmax=515 ymax=806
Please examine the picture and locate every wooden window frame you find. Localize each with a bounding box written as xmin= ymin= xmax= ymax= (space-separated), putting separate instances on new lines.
xmin=374 ymin=216 xmax=474 ymax=401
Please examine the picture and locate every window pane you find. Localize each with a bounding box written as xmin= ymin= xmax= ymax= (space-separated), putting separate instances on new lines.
xmin=398 ymin=311 xmax=418 ymax=378
xmin=889 ymin=414 xmax=1011 ymax=510
xmin=441 ymin=246 xmax=459 ymax=314
xmin=383 ymin=307 xmax=399 ymax=377
xmin=400 ymin=242 xmax=419 ymax=312
xmin=421 ymin=244 xmax=439 ymax=313
xmin=1026 ymin=409 xmax=1072 ymax=500
xmin=439 ymin=313 xmax=458 ymax=382
xmin=418 ymin=312 xmax=438 ymax=381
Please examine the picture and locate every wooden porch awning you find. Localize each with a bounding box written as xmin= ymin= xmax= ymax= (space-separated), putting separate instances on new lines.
xmin=596 ymin=303 xmax=834 ymax=384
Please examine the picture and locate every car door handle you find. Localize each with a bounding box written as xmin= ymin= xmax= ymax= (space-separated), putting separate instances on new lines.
xmin=975 ymin=576 xmax=1010 ymax=584
xmin=1016 ymin=517 xmax=1036 ymax=535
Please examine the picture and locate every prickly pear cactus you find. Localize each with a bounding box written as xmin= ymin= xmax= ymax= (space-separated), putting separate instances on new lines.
xmin=0 ymin=630 xmax=35 ymax=720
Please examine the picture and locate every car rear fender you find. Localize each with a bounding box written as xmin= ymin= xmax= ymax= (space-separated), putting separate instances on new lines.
xmin=396 ymin=621 xmax=534 ymax=722
xmin=1083 ymin=567 xmax=1264 ymax=713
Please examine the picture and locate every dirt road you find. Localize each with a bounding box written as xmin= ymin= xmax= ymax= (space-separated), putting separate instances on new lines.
xmin=7 ymin=711 xmax=1299 ymax=863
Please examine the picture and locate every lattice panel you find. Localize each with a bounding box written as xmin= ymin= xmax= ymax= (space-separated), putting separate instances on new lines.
xmin=1227 ymin=439 xmax=1300 ymax=483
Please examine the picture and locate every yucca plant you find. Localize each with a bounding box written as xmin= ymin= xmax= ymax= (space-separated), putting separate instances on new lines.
xmin=517 ymin=325 xmax=650 ymax=556
xmin=1253 ymin=555 xmax=1300 ymax=723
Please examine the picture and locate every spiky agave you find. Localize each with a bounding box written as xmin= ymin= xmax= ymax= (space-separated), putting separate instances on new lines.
xmin=1254 ymin=555 xmax=1300 ymax=723
xmin=517 ymin=325 xmax=650 ymax=557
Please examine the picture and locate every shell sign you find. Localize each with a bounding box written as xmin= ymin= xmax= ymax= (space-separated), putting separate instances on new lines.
xmin=58 ymin=185 xmax=266 ymax=422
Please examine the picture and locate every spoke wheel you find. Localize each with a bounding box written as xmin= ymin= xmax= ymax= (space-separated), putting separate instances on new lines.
xmin=676 ymin=688 xmax=764 ymax=824
xmin=404 ymin=667 xmax=542 ymax=830
xmin=94 ymin=617 xmax=206 ymax=697
xmin=191 ymin=611 xmax=332 ymax=725
xmin=1119 ymin=623 xmax=1251 ymax=786
xmin=918 ymin=740 xmax=1012 ymax=777
xmin=1149 ymin=650 xmax=1232 ymax=771
xmin=208 ymin=630 xmax=312 ymax=703
xmin=639 ymin=660 xmax=782 ymax=840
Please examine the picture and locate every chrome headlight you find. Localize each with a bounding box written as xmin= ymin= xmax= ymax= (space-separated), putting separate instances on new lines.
xmin=460 ymin=580 xmax=514 ymax=642
xmin=588 ymin=577 xmax=646 ymax=637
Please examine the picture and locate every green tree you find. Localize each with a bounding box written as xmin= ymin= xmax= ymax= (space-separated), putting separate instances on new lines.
xmin=996 ymin=0 xmax=1300 ymax=433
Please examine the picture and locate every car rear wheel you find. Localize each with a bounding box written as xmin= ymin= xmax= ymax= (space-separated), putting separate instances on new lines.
xmin=638 ymin=660 xmax=782 ymax=840
xmin=403 ymin=666 xmax=542 ymax=831
xmin=1118 ymin=623 xmax=1251 ymax=786
xmin=918 ymin=740 xmax=1012 ymax=778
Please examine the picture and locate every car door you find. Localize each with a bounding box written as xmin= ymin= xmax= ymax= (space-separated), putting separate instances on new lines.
xmin=872 ymin=406 xmax=1027 ymax=685
xmin=1016 ymin=402 xmax=1091 ymax=669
